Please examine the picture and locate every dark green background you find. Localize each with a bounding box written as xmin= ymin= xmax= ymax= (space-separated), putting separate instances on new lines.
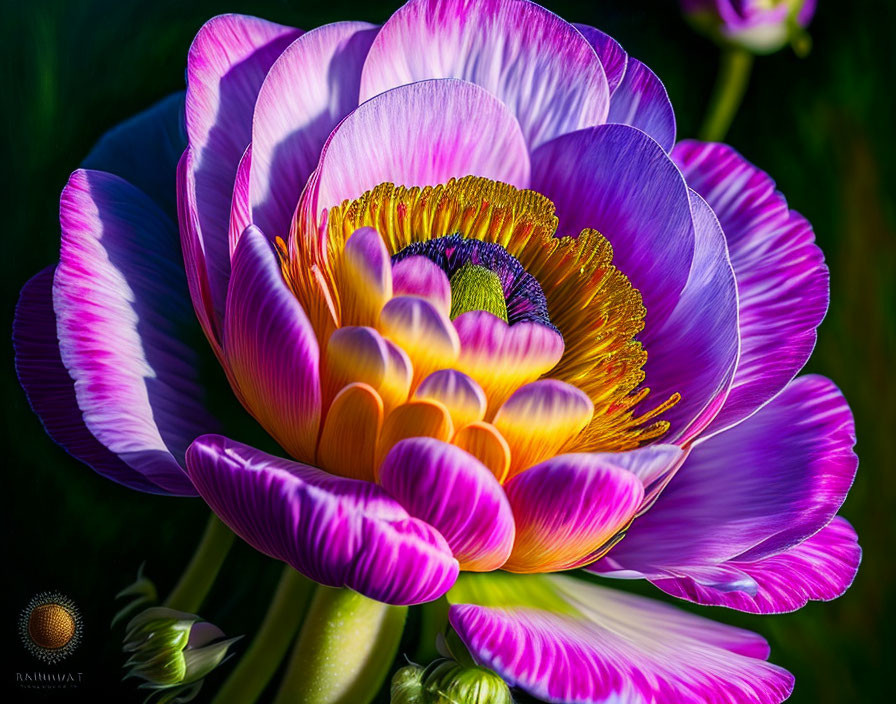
xmin=2 ymin=0 xmax=892 ymax=701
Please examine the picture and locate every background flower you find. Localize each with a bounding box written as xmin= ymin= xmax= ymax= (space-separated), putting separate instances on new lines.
xmin=681 ymin=0 xmax=816 ymax=54
xmin=5 ymin=1 xmax=888 ymax=704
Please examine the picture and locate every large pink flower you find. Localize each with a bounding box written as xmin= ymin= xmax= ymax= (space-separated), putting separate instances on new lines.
xmin=14 ymin=2 xmax=857 ymax=702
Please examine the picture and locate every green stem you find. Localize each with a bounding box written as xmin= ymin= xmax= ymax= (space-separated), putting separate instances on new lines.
xmin=212 ymin=567 xmax=314 ymax=704
xmin=273 ymin=586 xmax=408 ymax=704
xmin=415 ymin=597 xmax=448 ymax=663
xmin=164 ymin=514 xmax=234 ymax=613
xmin=698 ymin=47 xmax=754 ymax=142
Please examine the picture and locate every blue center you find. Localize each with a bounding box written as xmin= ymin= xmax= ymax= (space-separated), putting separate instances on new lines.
xmin=391 ymin=234 xmax=556 ymax=331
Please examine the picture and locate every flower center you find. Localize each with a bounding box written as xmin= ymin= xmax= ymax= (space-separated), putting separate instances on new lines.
xmin=391 ymin=233 xmax=556 ymax=330
xmin=280 ymin=175 xmax=679 ymax=459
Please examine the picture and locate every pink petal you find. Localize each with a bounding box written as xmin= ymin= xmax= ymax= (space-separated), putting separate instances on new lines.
xmin=379 ymin=438 xmax=514 ymax=571
xmin=223 ymin=226 xmax=321 ymax=463
xmin=187 ymin=434 xmax=458 ymax=605
xmin=250 ymin=22 xmax=379 ymax=240
xmin=448 ymin=573 xmax=794 ymax=704
xmin=360 ymin=0 xmax=610 ymax=149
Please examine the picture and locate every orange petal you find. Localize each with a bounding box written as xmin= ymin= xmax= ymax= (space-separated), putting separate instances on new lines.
xmin=375 ymin=399 xmax=454 ymax=475
xmin=336 ymin=226 xmax=392 ymax=327
xmin=324 ymin=326 xmax=411 ymax=416
xmin=378 ymin=296 xmax=460 ymax=387
xmin=415 ymin=370 xmax=487 ymax=430
xmin=452 ymin=421 xmax=511 ymax=484
xmin=317 ymin=383 xmax=384 ymax=482
xmin=493 ymin=380 xmax=594 ymax=481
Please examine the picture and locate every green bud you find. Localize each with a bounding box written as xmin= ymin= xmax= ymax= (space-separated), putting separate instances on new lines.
xmin=423 ymin=660 xmax=512 ymax=704
xmin=392 ymin=659 xmax=513 ymax=704
xmin=121 ymin=606 xmax=240 ymax=702
xmin=449 ymin=264 xmax=508 ymax=322
xmin=391 ymin=664 xmax=426 ymax=704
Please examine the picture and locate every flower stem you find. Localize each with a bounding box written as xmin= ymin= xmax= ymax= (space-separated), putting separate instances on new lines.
xmin=163 ymin=513 xmax=234 ymax=613
xmin=698 ymin=47 xmax=754 ymax=142
xmin=212 ymin=567 xmax=314 ymax=704
xmin=273 ymin=586 xmax=408 ymax=704
xmin=415 ymin=597 xmax=448 ymax=663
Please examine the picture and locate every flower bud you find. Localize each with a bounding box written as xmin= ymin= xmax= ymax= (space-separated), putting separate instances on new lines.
xmin=122 ymin=607 xmax=240 ymax=702
xmin=392 ymin=659 xmax=512 ymax=704
xmin=681 ymin=0 xmax=816 ymax=55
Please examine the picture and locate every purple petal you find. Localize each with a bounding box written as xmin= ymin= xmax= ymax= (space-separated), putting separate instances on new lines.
xmin=186 ymin=435 xmax=458 ymax=605
xmin=54 ymin=170 xmax=217 ymax=495
xmin=503 ymin=454 xmax=644 ymax=572
xmin=183 ymin=14 xmax=301 ymax=324
xmin=573 ymin=24 xmax=628 ymax=95
xmin=607 ymin=57 xmax=676 ymax=152
xmin=82 ymin=92 xmax=185 ymax=219
xmin=360 ymin=0 xmax=610 ymax=149
xmin=305 ymin=79 xmax=530 ymax=218
xmin=448 ymin=573 xmax=794 ymax=704
xmin=250 ymin=22 xmax=378 ymax=240
xmin=673 ymin=140 xmax=829 ymax=437
xmin=653 ymin=517 xmax=861 ymax=614
xmin=379 ymin=438 xmax=514 ymax=571
xmin=223 ymin=226 xmax=321 ymax=463
xmin=14 ymin=268 xmax=167 ymax=494
xmin=531 ymin=124 xmax=694 ymax=329
xmin=596 ymin=375 xmax=857 ymax=581
xmin=637 ymin=189 xmax=739 ymax=443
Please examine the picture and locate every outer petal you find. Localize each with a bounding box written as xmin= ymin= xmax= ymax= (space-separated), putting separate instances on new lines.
xmin=379 ymin=438 xmax=514 ymax=571
xmin=673 ymin=140 xmax=829 ymax=437
xmin=573 ymin=24 xmax=628 ymax=95
xmin=183 ymin=15 xmax=301 ymax=325
xmin=54 ymin=170 xmax=217 ymax=495
xmin=607 ymin=58 xmax=676 ymax=152
xmin=653 ymin=517 xmax=861 ymax=614
xmin=223 ymin=226 xmax=321 ymax=463
xmin=596 ymin=375 xmax=857 ymax=582
xmin=360 ymin=0 xmax=610 ymax=149
xmin=637 ymin=190 xmax=739 ymax=443
xmin=82 ymin=92 xmax=186 ymax=219
xmin=531 ymin=124 xmax=694 ymax=328
xmin=250 ymin=22 xmax=378 ymax=240
xmin=305 ymin=79 xmax=530 ymax=217
xmin=503 ymin=454 xmax=644 ymax=573
xmin=186 ymin=435 xmax=458 ymax=605
xmin=447 ymin=573 xmax=794 ymax=704
xmin=14 ymin=268 xmax=165 ymax=494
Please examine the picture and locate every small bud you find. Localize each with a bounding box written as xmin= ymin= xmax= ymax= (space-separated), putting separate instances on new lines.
xmin=122 ymin=607 xmax=240 ymax=703
xmin=392 ymin=659 xmax=513 ymax=704
xmin=391 ymin=664 xmax=426 ymax=704
xmin=681 ymin=0 xmax=816 ymax=55
xmin=423 ymin=660 xmax=512 ymax=704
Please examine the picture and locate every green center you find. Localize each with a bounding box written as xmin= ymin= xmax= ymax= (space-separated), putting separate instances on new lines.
xmin=448 ymin=264 xmax=508 ymax=322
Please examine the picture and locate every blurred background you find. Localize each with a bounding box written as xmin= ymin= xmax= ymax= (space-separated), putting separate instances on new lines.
xmin=1 ymin=0 xmax=892 ymax=701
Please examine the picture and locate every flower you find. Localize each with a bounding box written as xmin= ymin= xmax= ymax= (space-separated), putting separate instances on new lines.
xmin=13 ymin=1 xmax=858 ymax=702
xmin=681 ymin=0 xmax=817 ymax=54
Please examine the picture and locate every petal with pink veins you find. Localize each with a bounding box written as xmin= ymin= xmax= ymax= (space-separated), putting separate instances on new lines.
xmin=187 ymin=434 xmax=458 ymax=605
xmin=503 ymin=454 xmax=644 ymax=573
xmin=447 ymin=572 xmax=794 ymax=704
xmin=379 ymin=438 xmax=514 ymax=571
xmin=360 ymin=0 xmax=610 ymax=149
xmin=223 ymin=226 xmax=321 ymax=463
xmin=673 ymin=140 xmax=829 ymax=438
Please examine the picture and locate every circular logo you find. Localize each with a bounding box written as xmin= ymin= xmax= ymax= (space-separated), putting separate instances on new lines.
xmin=19 ymin=592 xmax=82 ymax=663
